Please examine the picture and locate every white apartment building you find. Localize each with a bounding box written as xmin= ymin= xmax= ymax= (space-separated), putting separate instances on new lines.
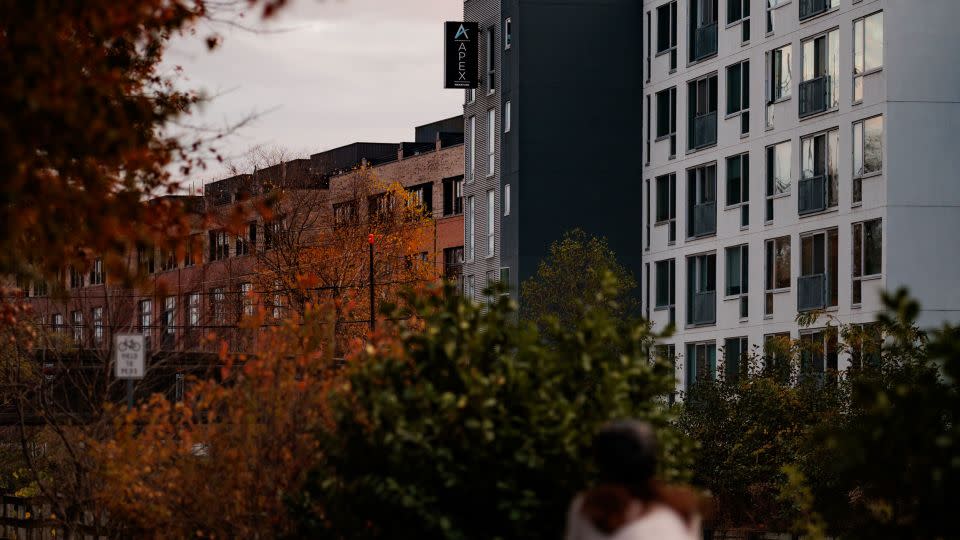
xmin=641 ymin=0 xmax=960 ymax=392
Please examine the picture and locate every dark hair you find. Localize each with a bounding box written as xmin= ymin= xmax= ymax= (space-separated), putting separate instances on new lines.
xmin=580 ymin=420 xmax=700 ymax=534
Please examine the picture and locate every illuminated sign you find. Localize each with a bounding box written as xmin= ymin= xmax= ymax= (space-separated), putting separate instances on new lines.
xmin=444 ymin=21 xmax=478 ymax=89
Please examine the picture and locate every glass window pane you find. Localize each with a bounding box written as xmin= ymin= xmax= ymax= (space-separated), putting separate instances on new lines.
xmin=852 ymin=223 xmax=863 ymax=278
xmin=775 ymin=237 xmax=791 ymax=289
xmin=829 ymin=29 xmax=840 ymax=107
xmin=774 ymin=142 xmax=791 ymax=194
xmin=727 ymin=247 xmax=742 ymax=295
xmin=727 ymin=63 xmax=742 ymax=114
xmin=853 ymin=122 xmax=864 ymax=177
xmin=864 ymin=219 xmax=882 ymax=276
xmin=864 ymin=116 xmax=883 ymax=174
xmin=865 ymin=12 xmax=883 ymax=71
xmin=854 ymin=19 xmax=864 ymax=74
xmin=802 ymin=39 xmax=815 ymax=81
xmin=727 ymin=156 xmax=742 ymax=205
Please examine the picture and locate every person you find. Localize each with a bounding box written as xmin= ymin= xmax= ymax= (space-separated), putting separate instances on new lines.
xmin=565 ymin=420 xmax=701 ymax=540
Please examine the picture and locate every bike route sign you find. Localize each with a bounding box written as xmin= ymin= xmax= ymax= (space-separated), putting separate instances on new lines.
xmin=114 ymin=334 xmax=145 ymax=379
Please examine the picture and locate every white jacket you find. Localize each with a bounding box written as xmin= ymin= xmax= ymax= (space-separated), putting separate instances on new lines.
xmin=564 ymin=495 xmax=700 ymax=540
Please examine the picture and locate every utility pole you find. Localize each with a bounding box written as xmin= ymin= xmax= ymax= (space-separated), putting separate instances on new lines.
xmin=368 ymin=233 xmax=375 ymax=331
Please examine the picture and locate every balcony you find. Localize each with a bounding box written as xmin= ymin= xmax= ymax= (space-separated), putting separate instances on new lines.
xmin=691 ymin=112 xmax=717 ymax=150
xmin=799 ymin=76 xmax=831 ymax=118
xmin=691 ymin=290 xmax=716 ymax=325
xmin=691 ymin=23 xmax=718 ymax=62
xmin=798 ymin=175 xmax=827 ymax=215
xmin=798 ymin=273 xmax=826 ymax=312
xmin=692 ymin=201 xmax=716 ymax=238
xmin=799 ymin=0 xmax=829 ymax=21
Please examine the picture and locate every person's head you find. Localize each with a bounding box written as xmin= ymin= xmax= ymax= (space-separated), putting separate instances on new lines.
xmin=592 ymin=420 xmax=658 ymax=495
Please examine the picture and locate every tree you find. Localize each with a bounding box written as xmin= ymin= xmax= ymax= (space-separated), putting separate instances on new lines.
xmin=296 ymin=274 xmax=691 ymax=539
xmin=520 ymin=229 xmax=639 ymax=332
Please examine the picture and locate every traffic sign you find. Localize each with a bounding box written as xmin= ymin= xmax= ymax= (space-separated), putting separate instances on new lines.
xmin=114 ymin=334 xmax=145 ymax=379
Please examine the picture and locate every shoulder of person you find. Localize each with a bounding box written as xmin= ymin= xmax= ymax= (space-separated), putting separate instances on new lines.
xmin=610 ymin=505 xmax=698 ymax=540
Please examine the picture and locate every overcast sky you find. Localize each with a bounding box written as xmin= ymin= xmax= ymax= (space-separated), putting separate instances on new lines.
xmin=166 ymin=0 xmax=463 ymax=184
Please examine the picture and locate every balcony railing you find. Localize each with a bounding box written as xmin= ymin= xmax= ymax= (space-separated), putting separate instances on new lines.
xmin=691 ymin=290 xmax=716 ymax=325
xmin=798 ymin=273 xmax=826 ymax=312
xmin=799 ymin=0 xmax=829 ymax=21
xmin=691 ymin=111 xmax=717 ymax=150
xmin=798 ymin=175 xmax=827 ymax=215
xmin=799 ymin=76 xmax=831 ymax=118
xmin=692 ymin=201 xmax=717 ymax=237
xmin=692 ymin=23 xmax=718 ymax=61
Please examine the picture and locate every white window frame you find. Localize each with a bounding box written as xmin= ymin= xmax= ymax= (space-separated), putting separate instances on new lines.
xmin=187 ymin=292 xmax=200 ymax=327
xmin=139 ymin=299 xmax=152 ymax=334
xmin=503 ymin=184 xmax=511 ymax=216
xmin=853 ymin=11 xmax=883 ymax=104
xmin=487 ymin=108 xmax=496 ymax=176
xmin=72 ymin=310 xmax=83 ymax=344
xmin=504 ymin=17 xmax=512 ymax=50
xmin=466 ymin=196 xmax=475 ymax=262
xmin=852 ymin=115 xmax=883 ymax=205
xmin=852 ymin=219 xmax=883 ymax=306
xmin=241 ymin=282 xmax=254 ymax=317
xmin=504 ymin=101 xmax=511 ymax=133
xmin=486 ymin=189 xmax=495 ymax=258
xmin=163 ymin=296 xmax=176 ymax=337
xmin=92 ymin=306 xmax=103 ymax=344
xmin=486 ymin=26 xmax=496 ymax=94
xmin=468 ymin=116 xmax=476 ymax=182
xmin=765 ymin=140 xmax=792 ymax=222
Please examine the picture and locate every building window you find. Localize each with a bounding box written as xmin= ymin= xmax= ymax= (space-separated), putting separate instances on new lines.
xmin=765 ymin=44 xmax=791 ymax=129
xmin=764 ymin=235 xmax=791 ymax=315
xmin=137 ymin=246 xmax=155 ymax=274
xmin=184 ymin=235 xmax=198 ymax=267
xmin=160 ymin=249 xmax=177 ymax=271
xmin=92 ymin=306 xmax=103 ymax=345
xmin=726 ymin=60 xmax=750 ymax=135
xmin=689 ymin=0 xmax=718 ymax=62
xmin=725 ymin=244 xmax=749 ymax=318
xmin=68 ymin=266 xmax=84 ymax=289
xmin=798 ymin=228 xmax=838 ymax=312
xmin=407 ymin=183 xmax=434 ymax=215
xmin=765 ymin=140 xmax=791 ymax=222
xmin=334 ymin=200 xmax=359 ymax=226
xmin=645 ymin=95 xmax=651 ymax=165
xmin=654 ymin=259 xmax=676 ymax=325
xmin=799 ymin=329 xmax=839 ymax=381
xmin=468 ymin=115 xmax=476 ymax=181
xmin=852 ymin=219 xmax=882 ymax=305
xmin=487 ymin=108 xmax=495 ymax=176
xmin=89 ymin=258 xmax=105 ymax=285
xmin=763 ymin=332 xmax=791 ymax=380
xmin=464 ymin=274 xmax=476 ymax=301
xmin=139 ymin=299 xmax=152 ymax=334
xmin=209 ymin=230 xmax=229 ymax=261
xmin=486 ymin=26 xmax=496 ymax=93
xmin=853 ymin=11 xmax=883 ymax=103
xmin=210 ymin=288 xmax=225 ymax=326
xmin=52 ymin=313 xmax=64 ymax=335
xmin=655 ymin=86 xmax=677 ymax=157
xmin=71 ymin=310 xmax=83 ymax=345
xmin=723 ymin=336 xmax=748 ymax=382
xmin=466 ymin=196 xmax=475 ymax=262
xmin=504 ymin=17 xmax=511 ymax=49
xmin=725 ymin=152 xmax=750 ymax=228
xmin=685 ymin=341 xmax=717 ymax=391
xmin=687 ymin=253 xmax=717 ymax=326
xmin=442 ymin=176 xmax=464 ymax=216
xmin=444 ymin=246 xmax=464 ymax=281
xmin=799 ymin=128 xmax=839 ymax=215
xmin=240 ymin=282 xmax=254 ymax=317
xmin=852 ymin=115 xmax=883 ymax=205
xmin=799 ymin=29 xmax=839 ymax=118
xmin=467 ymin=87 xmax=475 ymax=105
xmin=687 ymin=163 xmax=717 ymax=239
xmin=688 ymin=74 xmax=718 ymax=150
xmin=503 ymin=101 xmax=511 ymax=133
xmin=503 ymin=184 xmax=511 ymax=216
xmin=646 ymin=11 xmax=652 ymax=81
xmin=655 ymin=173 xmax=677 ymax=243
xmin=799 ymin=0 xmax=838 ymax=22
xmin=849 ymin=322 xmax=882 ymax=370
xmin=656 ymin=0 xmax=678 ymax=70
xmin=727 ymin=0 xmax=750 ymax=42
xmin=187 ymin=292 xmax=200 ymax=327
xmin=486 ymin=189 xmax=495 ymax=257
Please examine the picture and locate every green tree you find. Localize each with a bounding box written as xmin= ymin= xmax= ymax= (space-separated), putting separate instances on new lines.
xmin=296 ymin=276 xmax=690 ymax=539
xmin=520 ymin=229 xmax=639 ymax=332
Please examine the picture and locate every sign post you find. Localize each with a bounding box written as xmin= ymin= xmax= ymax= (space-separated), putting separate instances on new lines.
xmin=444 ymin=21 xmax=479 ymax=89
xmin=114 ymin=334 xmax=145 ymax=409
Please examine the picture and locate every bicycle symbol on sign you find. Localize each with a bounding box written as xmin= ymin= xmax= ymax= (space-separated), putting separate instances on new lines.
xmin=118 ymin=338 xmax=142 ymax=353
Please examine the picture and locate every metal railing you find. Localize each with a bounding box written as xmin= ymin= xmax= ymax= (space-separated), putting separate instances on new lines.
xmin=691 ymin=290 xmax=716 ymax=325
xmin=798 ymin=174 xmax=827 ymax=215
xmin=798 ymin=273 xmax=826 ymax=312
xmin=799 ymin=0 xmax=829 ymax=21
xmin=691 ymin=111 xmax=717 ymax=150
xmin=692 ymin=201 xmax=716 ymax=237
xmin=799 ymin=75 xmax=831 ymax=118
xmin=692 ymin=22 xmax=718 ymax=61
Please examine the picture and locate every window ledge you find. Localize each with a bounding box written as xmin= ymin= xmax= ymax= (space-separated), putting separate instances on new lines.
xmin=770 ymin=191 xmax=791 ymax=201
xmin=799 ymin=106 xmax=839 ymax=122
xmin=686 ymin=143 xmax=718 ymax=156
xmin=858 ymin=274 xmax=883 ymax=282
xmin=767 ymin=287 xmax=791 ymax=295
xmin=686 ymin=54 xmax=718 ymax=69
xmin=653 ymin=305 xmax=671 ymax=312
xmin=799 ymin=205 xmax=839 ymax=219
xmin=723 ymin=294 xmax=746 ymax=302
xmin=724 ymin=20 xmax=744 ymax=30
xmin=857 ymin=170 xmax=883 ymax=180
xmin=655 ymin=134 xmax=674 ymax=143
xmin=799 ymin=6 xmax=839 ymax=24
xmin=724 ymin=111 xmax=743 ymax=121
xmin=654 ymin=49 xmax=675 ymax=59
xmin=724 ymin=202 xmax=746 ymax=211
xmin=858 ymin=66 xmax=883 ymax=79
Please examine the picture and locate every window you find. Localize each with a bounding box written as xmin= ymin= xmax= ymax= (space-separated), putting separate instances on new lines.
xmin=726 ymin=153 xmax=750 ymax=227
xmin=464 ymin=274 xmax=476 ymax=301
xmin=687 ymin=164 xmax=717 ymax=239
xmin=468 ymin=116 xmax=476 ymax=180
xmin=486 ymin=190 xmax=495 ymax=257
xmin=92 ymin=306 xmax=103 ymax=345
xmin=137 ymin=246 xmax=155 ymax=274
xmin=187 ymin=292 xmax=200 ymax=327
xmin=725 ymin=244 xmax=749 ymax=318
xmin=68 ymin=266 xmax=83 ymax=289
xmin=726 ymin=60 xmax=750 ymax=135
xmin=442 ymin=176 xmax=464 ymax=216
xmin=487 ymin=108 xmax=495 ymax=175
xmin=408 ymin=183 xmax=434 ymax=215
xmin=765 ymin=140 xmax=791 ymax=222
xmin=645 ymin=95 xmax=651 ymax=164
xmin=486 ymin=26 xmax=496 ymax=93
xmin=655 ymin=173 xmax=677 ymax=243
xmin=500 ymin=267 xmax=510 ymax=294
xmin=160 ymin=249 xmax=177 ymax=271
xmin=504 ymin=17 xmax=511 ymax=49
xmin=162 ymin=296 xmax=176 ymax=346
xmin=799 ymin=0 xmax=838 ymax=22
xmin=657 ymin=344 xmax=678 ymax=404
xmin=646 ymin=11 xmax=652 ymax=81
xmin=853 ymin=12 xmax=883 ymax=103
xmin=503 ymin=101 xmax=511 ymax=133
xmin=645 ymin=179 xmax=651 ymax=250
xmin=689 ymin=0 xmax=718 ymax=62
xmin=209 ymin=230 xmax=229 ymax=261
xmin=655 ymin=87 xmax=677 ymax=156
xmin=799 ymin=128 xmax=840 ymax=216
xmin=688 ymin=74 xmax=718 ymax=150
xmin=765 ymin=44 xmax=791 ymax=128
xmin=765 ymin=0 xmax=788 ymax=34
xmin=271 ymin=281 xmax=285 ymax=321
xmin=685 ymin=342 xmax=717 ymax=391
xmin=72 ymin=310 xmax=83 ymax=344
xmin=764 ymin=332 xmax=791 ymax=380
xmin=799 ymin=329 xmax=838 ymax=380
xmin=764 ymin=235 xmax=791 ymax=315
xmin=52 ymin=313 xmax=64 ymax=334
xmin=849 ymin=322 xmax=882 ymax=369
xmin=852 ymin=115 xmax=883 ymax=204
xmin=654 ymin=259 xmax=676 ymax=325
xmin=467 ymin=87 xmax=475 ymax=105
xmin=656 ymin=1 xmax=678 ymax=70
xmin=503 ymin=184 xmax=511 ymax=216
xmin=368 ymin=193 xmax=395 ymax=222
xmin=444 ymin=246 xmax=464 ymax=280
xmin=89 ymin=258 xmax=105 ymax=285
xmin=334 ymin=200 xmax=359 ymax=226
xmin=798 ymin=228 xmax=838 ymax=311
xmin=727 ymin=0 xmax=750 ymax=42
xmin=466 ymin=196 xmax=475 ymax=262
xmin=852 ymin=219 xmax=882 ymax=305
xmin=139 ymin=299 xmax=152 ymax=334
xmin=799 ymin=29 xmax=839 ymax=118
xmin=184 ymin=235 xmax=198 ymax=267
xmin=687 ymin=253 xmax=717 ymax=326
xmin=724 ymin=336 xmax=748 ymax=381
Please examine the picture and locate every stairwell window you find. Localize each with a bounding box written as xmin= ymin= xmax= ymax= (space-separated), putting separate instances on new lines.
xmin=467 ymin=116 xmax=476 ymax=181
xmin=504 ymin=18 xmax=511 ymax=50
xmin=655 ymin=173 xmax=677 ymax=243
xmin=486 ymin=26 xmax=496 ymax=93
xmin=853 ymin=12 xmax=883 ymax=103
xmin=726 ymin=153 xmax=750 ymax=228
xmin=503 ymin=184 xmax=510 ymax=216
xmin=799 ymin=29 xmax=839 ymax=119
xmin=486 ymin=189 xmax=495 ymax=257
xmin=487 ymin=108 xmax=495 ymax=176
xmin=466 ymin=196 xmax=475 ymax=262
xmin=764 ymin=235 xmax=791 ymax=316
xmin=503 ymin=101 xmax=511 ymax=133
xmin=852 ymin=115 xmax=883 ymax=205
xmin=726 ymin=60 xmax=750 ymax=135
xmin=852 ymin=219 xmax=882 ymax=305
xmin=799 ymin=128 xmax=839 ymax=215
xmin=765 ymin=140 xmax=791 ymax=222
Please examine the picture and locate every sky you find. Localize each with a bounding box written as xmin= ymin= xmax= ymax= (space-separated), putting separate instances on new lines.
xmin=165 ymin=0 xmax=463 ymax=184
